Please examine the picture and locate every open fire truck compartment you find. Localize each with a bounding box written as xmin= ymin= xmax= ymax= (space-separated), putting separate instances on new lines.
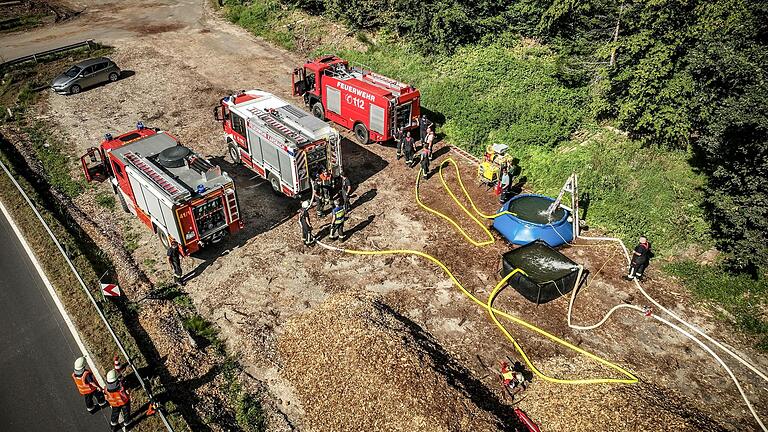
xmin=219 ymin=90 xmax=342 ymax=197
xmin=101 ymin=129 xmax=242 ymax=255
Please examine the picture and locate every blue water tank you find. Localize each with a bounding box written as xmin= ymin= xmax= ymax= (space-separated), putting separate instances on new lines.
xmin=492 ymin=194 xmax=574 ymax=247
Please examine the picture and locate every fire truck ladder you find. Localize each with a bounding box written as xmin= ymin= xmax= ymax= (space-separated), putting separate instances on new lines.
xmin=365 ymin=71 xmax=406 ymax=91
xmin=224 ymin=188 xmax=239 ymax=223
xmin=123 ymin=152 xmax=190 ymax=201
xmin=252 ymin=109 xmax=308 ymax=147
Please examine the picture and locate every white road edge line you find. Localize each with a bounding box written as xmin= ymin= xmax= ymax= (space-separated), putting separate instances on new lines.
xmin=0 ymin=198 xmax=106 ymax=387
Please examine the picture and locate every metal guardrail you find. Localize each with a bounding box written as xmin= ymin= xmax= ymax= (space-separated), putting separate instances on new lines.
xmin=0 ymin=39 xmax=96 ymax=71
xmin=0 ymin=157 xmax=175 ymax=432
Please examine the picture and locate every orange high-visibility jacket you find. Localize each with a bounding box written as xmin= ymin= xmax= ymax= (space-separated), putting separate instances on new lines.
xmin=72 ymin=370 xmax=99 ymax=395
xmin=105 ymin=384 xmax=130 ymax=407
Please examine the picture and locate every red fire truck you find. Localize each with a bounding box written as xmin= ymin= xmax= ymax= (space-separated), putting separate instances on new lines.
xmin=215 ymin=90 xmax=342 ymax=197
xmin=292 ymin=55 xmax=421 ymax=144
xmin=80 ymin=124 xmax=242 ymax=255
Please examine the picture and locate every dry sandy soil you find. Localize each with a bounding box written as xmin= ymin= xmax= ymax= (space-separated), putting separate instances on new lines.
xmin=5 ymin=0 xmax=768 ymax=430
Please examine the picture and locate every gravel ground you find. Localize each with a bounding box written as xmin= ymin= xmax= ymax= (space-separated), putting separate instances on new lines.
xmin=21 ymin=0 xmax=768 ymax=430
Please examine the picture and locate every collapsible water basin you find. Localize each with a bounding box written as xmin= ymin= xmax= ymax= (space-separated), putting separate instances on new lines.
xmin=492 ymin=194 xmax=574 ymax=247
xmin=500 ymin=240 xmax=581 ymax=304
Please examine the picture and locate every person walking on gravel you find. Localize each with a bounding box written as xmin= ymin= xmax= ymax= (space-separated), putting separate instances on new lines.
xmin=339 ymin=172 xmax=352 ymax=214
xmin=418 ymin=114 xmax=432 ymax=146
xmin=394 ymin=126 xmax=404 ymax=160
xmin=167 ymin=239 xmax=184 ymax=285
xmin=625 ymin=236 xmax=652 ymax=281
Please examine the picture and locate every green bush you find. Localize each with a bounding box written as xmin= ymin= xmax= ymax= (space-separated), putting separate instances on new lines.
xmin=336 ymin=41 xmax=586 ymax=153
xmin=222 ymin=0 xmax=295 ymax=50
xmin=665 ymin=261 xmax=768 ymax=350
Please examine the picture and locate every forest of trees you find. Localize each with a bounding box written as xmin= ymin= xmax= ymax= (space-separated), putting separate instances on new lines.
xmin=278 ymin=0 xmax=767 ymax=274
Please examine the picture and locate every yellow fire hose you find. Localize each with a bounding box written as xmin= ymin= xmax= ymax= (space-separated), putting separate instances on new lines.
xmin=316 ymin=157 xmax=638 ymax=385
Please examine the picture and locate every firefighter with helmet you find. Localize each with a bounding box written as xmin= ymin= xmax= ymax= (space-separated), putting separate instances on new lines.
xmin=330 ymin=198 xmax=347 ymax=240
xmin=104 ymin=369 xmax=132 ymax=428
xmin=298 ymin=200 xmax=314 ymax=246
xmin=72 ymin=356 xmax=107 ymax=413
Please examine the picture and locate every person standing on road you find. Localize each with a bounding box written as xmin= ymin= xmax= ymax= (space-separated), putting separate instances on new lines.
xmin=104 ymin=369 xmax=131 ymax=428
xmin=330 ymin=198 xmax=347 ymax=240
xmin=419 ymin=145 xmax=431 ymax=179
xmin=167 ymin=239 xmax=184 ymax=286
xmin=319 ymin=169 xmax=333 ymax=211
xmin=339 ymin=172 xmax=352 ymax=214
xmin=424 ymin=126 xmax=436 ymax=160
xmin=298 ymin=201 xmax=314 ymax=246
xmin=72 ymin=356 xmax=107 ymax=413
xmin=403 ymin=131 xmax=415 ymax=165
xmin=625 ymin=236 xmax=652 ymax=281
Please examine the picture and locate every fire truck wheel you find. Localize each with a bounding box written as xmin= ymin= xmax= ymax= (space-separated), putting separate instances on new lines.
xmin=353 ymin=123 xmax=369 ymax=145
xmin=69 ymin=84 xmax=81 ymax=95
xmin=268 ymin=173 xmax=281 ymax=194
xmin=228 ymin=144 xmax=241 ymax=164
xmin=157 ymin=229 xmax=170 ymax=249
xmin=311 ymin=103 xmax=325 ymax=120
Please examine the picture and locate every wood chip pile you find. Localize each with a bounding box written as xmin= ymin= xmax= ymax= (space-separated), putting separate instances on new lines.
xmin=519 ymin=356 xmax=727 ymax=431
xmin=278 ymin=292 xmax=506 ymax=432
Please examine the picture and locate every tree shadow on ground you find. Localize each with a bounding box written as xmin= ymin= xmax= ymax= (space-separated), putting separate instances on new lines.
xmin=377 ymin=301 xmax=523 ymax=431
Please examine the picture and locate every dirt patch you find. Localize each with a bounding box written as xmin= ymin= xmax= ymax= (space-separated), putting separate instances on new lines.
xmin=278 ymin=292 xmax=510 ymax=432
xmin=0 ymin=0 xmax=76 ymax=33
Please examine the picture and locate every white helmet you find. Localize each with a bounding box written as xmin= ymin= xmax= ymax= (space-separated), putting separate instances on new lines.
xmin=74 ymin=356 xmax=87 ymax=373
xmin=106 ymin=369 xmax=119 ymax=384
xmin=302 ymin=201 xmax=310 ymax=209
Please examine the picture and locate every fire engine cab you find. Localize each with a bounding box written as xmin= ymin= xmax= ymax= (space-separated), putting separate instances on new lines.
xmin=215 ymin=90 xmax=342 ymax=197
xmin=80 ymin=124 xmax=242 ymax=255
xmin=292 ymin=55 xmax=421 ymax=144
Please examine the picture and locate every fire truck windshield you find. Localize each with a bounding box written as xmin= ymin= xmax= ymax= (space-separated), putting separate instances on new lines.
xmin=193 ymin=198 xmax=226 ymax=238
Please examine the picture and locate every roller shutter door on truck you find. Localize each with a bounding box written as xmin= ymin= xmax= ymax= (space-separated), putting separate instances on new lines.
xmin=247 ymin=127 xmax=264 ymax=164
xmin=278 ymin=151 xmax=294 ymax=186
xmin=370 ymin=104 xmax=385 ymax=135
xmin=326 ymin=86 xmax=341 ymax=114
xmin=262 ymin=140 xmax=280 ymax=175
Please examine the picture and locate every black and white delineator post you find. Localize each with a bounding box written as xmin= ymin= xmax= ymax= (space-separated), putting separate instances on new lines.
xmin=546 ymin=173 xmax=580 ymax=238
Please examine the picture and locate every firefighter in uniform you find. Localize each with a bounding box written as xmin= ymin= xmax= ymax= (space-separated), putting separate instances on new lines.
xmin=104 ymin=369 xmax=131 ymax=428
xmin=312 ymin=175 xmax=325 ymax=216
xmin=72 ymin=356 xmax=106 ymax=413
xmin=298 ymin=201 xmax=314 ymax=246
xmin=339 ymin=172 xmax=352 ymax=214
xmin=318 ymin=169 xmax=333 ymax=214
xmin=394 ymin=127 xmax=404 ymax=160
xmin=625 ymin=236 xmax=652 ymax=280
xmin=167 ymin=239 xmax=184 ymax=285
xmin=500 ymin=361 xmax=526 ymax=399
xmin=419 ymin=145 xmax=431 ymax=179
xmin=418 ymin=115 xmax=432 ymax=146
xmin=330 ymin=198 xmax=347 ymax=240
xmin=403 ymin=131 xmax=416 ymax=165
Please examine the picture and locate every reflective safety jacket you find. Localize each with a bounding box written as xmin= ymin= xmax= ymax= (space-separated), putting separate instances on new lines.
xmin=332 ymin=206 xmax=346 ymax=225
xmin=72 ymin=370 xmax=99 ymax=395
xmin=105 ymin=383 xmax=130 ymax=407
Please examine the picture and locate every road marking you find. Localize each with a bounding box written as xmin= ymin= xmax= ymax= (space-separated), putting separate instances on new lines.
xmin=0 ymin=199 xmax=106 ymax=386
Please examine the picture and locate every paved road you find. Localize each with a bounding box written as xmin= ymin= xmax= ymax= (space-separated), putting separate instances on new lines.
xmin=0 ymin=208 xmax=109 ymax=431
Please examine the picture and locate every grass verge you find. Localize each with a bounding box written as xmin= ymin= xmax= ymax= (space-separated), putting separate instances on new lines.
xmin=665 ymin=261 xmax=768 ymax=351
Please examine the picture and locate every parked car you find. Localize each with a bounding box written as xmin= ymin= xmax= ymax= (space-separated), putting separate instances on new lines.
xmin=51 ymin=57 xmax=121 ymax=95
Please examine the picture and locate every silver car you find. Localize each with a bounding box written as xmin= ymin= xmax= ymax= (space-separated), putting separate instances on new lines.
xmin=51 ymin=57 xmax=121 ymax=95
